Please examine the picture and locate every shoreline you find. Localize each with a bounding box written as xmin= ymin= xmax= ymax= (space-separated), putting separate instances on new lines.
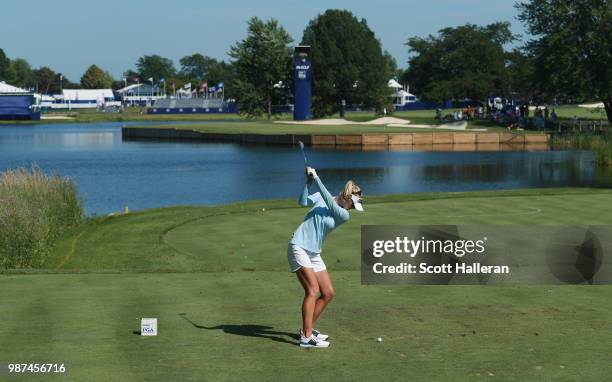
xmin=121 ymin=126 xmax=550 ymax=149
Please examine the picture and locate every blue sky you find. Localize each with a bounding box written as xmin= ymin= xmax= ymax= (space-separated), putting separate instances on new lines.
xmin=0 ymin=0 xmax=523 ymax=81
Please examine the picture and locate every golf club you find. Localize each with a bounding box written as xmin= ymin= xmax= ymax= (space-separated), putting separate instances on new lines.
xmin=298 ymin=140 xmax=309 ymax=166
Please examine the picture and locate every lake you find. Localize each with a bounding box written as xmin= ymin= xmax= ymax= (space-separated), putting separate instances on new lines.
xmin=0 ymin=122 xmax=609 ymax=215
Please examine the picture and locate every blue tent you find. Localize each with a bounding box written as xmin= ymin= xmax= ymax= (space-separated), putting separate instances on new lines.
xmin=0 ymin=94 xmax=40 ymax=120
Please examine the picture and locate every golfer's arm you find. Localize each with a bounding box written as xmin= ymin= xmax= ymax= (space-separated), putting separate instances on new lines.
xmin=314 ymin=177 xmax=349 ymax=222
xmin=298 ymin=183 xmax=310 ymax=206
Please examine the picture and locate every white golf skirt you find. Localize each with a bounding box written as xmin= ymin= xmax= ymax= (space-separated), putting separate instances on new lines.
xmin=287 ymin=243 xmax=326 ymax=273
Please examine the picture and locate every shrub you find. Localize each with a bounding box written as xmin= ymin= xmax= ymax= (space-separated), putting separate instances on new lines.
xmin=0 ymin=167 xmax=83 ymax=268
xmin=551 ymin=132 xmax=612 ymax=167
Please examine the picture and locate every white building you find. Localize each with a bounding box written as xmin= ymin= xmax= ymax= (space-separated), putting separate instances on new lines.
xmin=116 ymin=84 xmax=165 ymax=105
xmin=40 ymin=89 xmax=120 ymax=110
xmin=388 ymin=79 xmax=417 ymax=107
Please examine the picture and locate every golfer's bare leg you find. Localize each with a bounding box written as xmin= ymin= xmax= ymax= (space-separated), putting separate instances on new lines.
xmin=296 ymin=267 xmax=319 ymax=338
xmin=312 ymin=270 xmax=335 ymax=324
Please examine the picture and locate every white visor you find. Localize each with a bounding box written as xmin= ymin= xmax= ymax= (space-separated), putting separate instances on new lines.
xmin=351 ymin=194 xmax=364 ymax=212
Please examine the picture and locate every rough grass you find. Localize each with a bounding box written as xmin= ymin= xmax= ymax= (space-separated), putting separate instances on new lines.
xmin=552 ymin=132 xmax=612 ymax=166
xmin=0 ymin=167 xmax=83 ymax=268
xmin=2 ymin=188 xmax=612 ymax=381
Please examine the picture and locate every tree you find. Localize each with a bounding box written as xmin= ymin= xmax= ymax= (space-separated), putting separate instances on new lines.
xmin=31 ymin=67 xmax=76 ymax=93
xmin=12 ymin=58 xmax=34 ymax=89
xmin=503 ymin=49 xmax=537 ymax=102
xmin=179 ymin=53 xmax=218 ymax=80
xmin=0 ymin=48 xmax=17 ymax=83
xmin=178 ymin=54 xmax=236 ymax=98
xmin=229 ymin=17 xmax=293 ymax=119
xmin=406 ymin=23 xmax=516 ymax=104
xmin=122 ymin=69 xmax=140 ymax=83
xmin=516 ymin=0 xmax=612 ymax=122
xmin=301 ymin=10 xmax=391 ymax=117
xmin=383 ymin=50 xmax=401 ymax=80
xmin=80 ymin=64 xmax=114 ymax=89
xmin=32 ymin=67 xmax=59 ymax=93
xmin=135 ymin=55 xmax=176 ymax=81
xmin=204 ymin=61 xmax=236 ymax=99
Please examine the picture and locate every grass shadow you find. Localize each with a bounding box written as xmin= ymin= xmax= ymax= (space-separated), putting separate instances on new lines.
xmin=179 ymin=313 xmax=298 ymax=346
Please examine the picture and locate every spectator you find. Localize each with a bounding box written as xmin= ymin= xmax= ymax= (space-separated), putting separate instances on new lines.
xmin=551 ymin=108 xmax=558 ymax=123
xmin=435 ymin=107 xmax=442 ymax=123
xmin=535 ymin=106 xmax=543 ymax=118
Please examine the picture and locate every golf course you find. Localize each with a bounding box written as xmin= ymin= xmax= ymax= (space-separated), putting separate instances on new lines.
xmin=2 ymin=188 xmax=612 ymax=381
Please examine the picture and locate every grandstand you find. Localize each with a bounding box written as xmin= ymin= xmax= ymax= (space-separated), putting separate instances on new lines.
xmin=152 ymin=98 xmax=224 ymax=109
xmin=147 ymin=97 xmax=238 ymax=114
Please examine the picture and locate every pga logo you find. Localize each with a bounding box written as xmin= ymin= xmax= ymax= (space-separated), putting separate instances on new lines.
xmin=141 ymin=318 xmax=158 ymax=336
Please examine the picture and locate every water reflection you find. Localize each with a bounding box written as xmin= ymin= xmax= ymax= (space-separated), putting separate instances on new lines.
xmin=0 ymin=122 xmax=610 ymax=215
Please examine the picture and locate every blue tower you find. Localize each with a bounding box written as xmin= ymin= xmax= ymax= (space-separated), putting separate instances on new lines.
xmin=293 ymin=45 xmax=312 ymax=121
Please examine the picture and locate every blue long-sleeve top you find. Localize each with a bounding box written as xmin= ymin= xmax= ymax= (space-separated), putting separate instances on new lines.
xmin=289 ymin=176 xmax=350 ymax=253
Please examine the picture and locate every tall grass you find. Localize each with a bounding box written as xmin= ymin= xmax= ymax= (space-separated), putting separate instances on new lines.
xmin=0 ymin=167 xmax=83 ymax=268
xmin=552 ymin=132 xmax=612 ymax=166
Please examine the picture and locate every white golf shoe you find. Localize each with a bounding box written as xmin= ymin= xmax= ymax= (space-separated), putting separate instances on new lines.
xmin=300 ymin=329 xmax=329 ymax=341
xmin=299 ymin=334 xmax=330 ymax=348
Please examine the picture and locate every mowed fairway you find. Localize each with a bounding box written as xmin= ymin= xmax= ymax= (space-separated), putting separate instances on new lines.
xmin=2 ymin=188 xmax=612 ymax=381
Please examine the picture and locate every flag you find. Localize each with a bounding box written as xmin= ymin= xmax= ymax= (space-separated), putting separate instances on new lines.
xmin=210 ymin=86 xmax=216 ymax=93
xmin=147 ymin=77 xmax=154 ymax=82
xmin=134 ymin=77 xmax=140 ymax=83
xmin=199 ymin=82 xmax=208 ymax=92
xmin=159 ymin=78 xmax=165 ymax=83
xmin=217 ymin=82 xmax=224 ymax=88
xmin=183 ymin=83 xmax=192 ymax=90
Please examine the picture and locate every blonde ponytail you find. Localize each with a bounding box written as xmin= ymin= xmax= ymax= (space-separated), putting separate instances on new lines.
xmin=341 ymin=180 xmax=362 ymax=202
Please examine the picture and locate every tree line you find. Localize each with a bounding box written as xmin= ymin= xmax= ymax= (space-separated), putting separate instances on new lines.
xmin=0 ymin=1 xmax=610 ymax=121
xmin=0 ymin=48 xmax=235 ymax=98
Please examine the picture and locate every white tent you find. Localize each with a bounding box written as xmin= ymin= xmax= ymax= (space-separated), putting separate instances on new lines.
xmin=60 ymin=89 xmax=114 ymax=102
xmin=388 ymin=79 xmax=403 ymax=89
xmin=0 ymin=81 xmax=30 ymax=93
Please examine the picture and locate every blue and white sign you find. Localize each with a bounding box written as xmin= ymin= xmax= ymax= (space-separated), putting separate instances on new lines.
xmin=293 ymin=57 xmax=312 ymax=121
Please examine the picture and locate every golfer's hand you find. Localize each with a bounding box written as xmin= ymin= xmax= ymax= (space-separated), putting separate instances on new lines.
xmin=306 ymin=166 xmax=318 ymax=180
xmin=305 ymin=167 xmax=313 ymax=185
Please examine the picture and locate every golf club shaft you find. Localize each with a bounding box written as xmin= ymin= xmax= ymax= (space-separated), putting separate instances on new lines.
xmin=298 ymin=141 xmax=309 ymax=166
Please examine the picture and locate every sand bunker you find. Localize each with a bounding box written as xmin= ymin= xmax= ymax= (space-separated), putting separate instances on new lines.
xmin=277 ymin=117 xmax=411 ymax=126
xmin=41 ymin=115 xmax=75 ymax=120
xmin=388 ymin=121 xmax=486 ymax=131
xmin=361 ymin=117 xmax=413 ymax=125
xmin=578 ymin=102 xmax=605 ymax=109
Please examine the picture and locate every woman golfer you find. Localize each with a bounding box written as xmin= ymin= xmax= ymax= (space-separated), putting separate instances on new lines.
xmin=288 ymin=166 xmax=363 ymax=348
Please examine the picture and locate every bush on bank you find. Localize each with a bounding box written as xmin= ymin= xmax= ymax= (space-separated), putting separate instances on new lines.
xmin=0 ymin=167 xmax=83 ymax=268
xmin=551 ymin=132 xmax=612 ymax=166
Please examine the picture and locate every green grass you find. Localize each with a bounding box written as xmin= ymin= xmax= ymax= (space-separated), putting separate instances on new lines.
xmin=2 ymin=188 xmax=612 ymax=381
xmin=129 ymin=120 xmax=510 ymax=135
xmin=0 ymin=104 xmax=607 ymax=125
xmin=553 ymin=105 xmax=608 ymax=120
